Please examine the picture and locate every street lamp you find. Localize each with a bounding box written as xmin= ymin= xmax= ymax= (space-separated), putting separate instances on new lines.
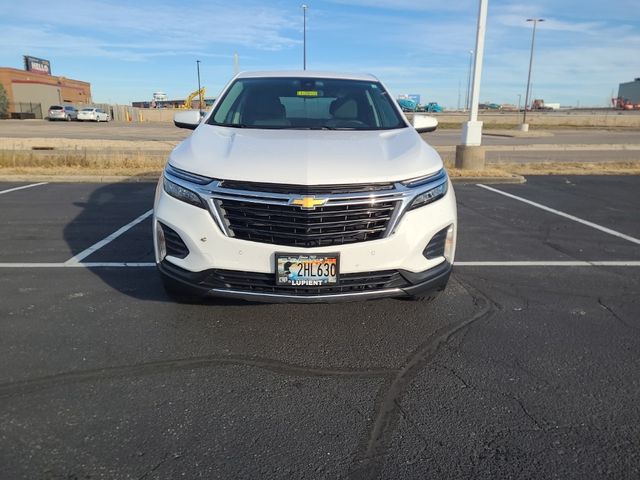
xmin=465 ymin=49 xmax=473 ymax=111
xmin=196 ymin=59 xmax=203 ymax=113
xmin=521 ymin=18 xmax=544 ymax=131
xmin=302 ymin=4 xmax=308 ymax=70
xmin=456 ymin=0 xmax=488 ymax=170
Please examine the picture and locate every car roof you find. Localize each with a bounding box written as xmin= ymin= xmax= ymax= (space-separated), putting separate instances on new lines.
xmin=235 ymin=71 xmax=379 ymax=82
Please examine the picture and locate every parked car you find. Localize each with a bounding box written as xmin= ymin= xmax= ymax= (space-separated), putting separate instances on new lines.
xmin=77 ymin=107 xmax=110 ymax=122
xmin=155 ymin=71 xmax=456 ymax=303
xmin=47 ymin=105 xmax=78 ymax=121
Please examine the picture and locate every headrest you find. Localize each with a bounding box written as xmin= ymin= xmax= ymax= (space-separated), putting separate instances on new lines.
xmin=330 ymin=98 xmax=358 ymax=119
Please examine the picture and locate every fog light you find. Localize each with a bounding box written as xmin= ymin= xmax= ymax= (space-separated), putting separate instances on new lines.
xmin=155 ymin=221 xmax=166 ymax=261
xmin=444 ymin=224 xmax=455 ymax=263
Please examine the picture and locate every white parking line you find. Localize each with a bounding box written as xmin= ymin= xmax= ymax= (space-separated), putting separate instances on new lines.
xmin=0 ymin=182 xmax=48 ymax=196
xmin=477 ymin=184 xmax=640 ymax=246
xmin=64 ymin=209 xmax=153 ymax=265
xmin=0 ymin=262 xmax=156 ymax=268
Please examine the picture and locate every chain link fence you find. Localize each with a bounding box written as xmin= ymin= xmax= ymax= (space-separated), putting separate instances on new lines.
xmin=5 ymin=102 xmax=43 ymax=120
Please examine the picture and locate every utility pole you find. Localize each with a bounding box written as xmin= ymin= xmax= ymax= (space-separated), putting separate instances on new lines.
xmin=196 ymin=60 xmax=203 ymax=113
xmin=456 ymin=0 xmax=488 ymax=170
xmin=517 ymin=93 xmax=522 ymax=112
xmin=302 ymin=4 xmax=308 ymax=70
xmin=521 ymin=18 xmax=544 ymax=131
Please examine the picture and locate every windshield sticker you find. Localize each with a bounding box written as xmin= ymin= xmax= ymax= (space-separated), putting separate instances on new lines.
xmin=296 ymin=90 xmax=319 ymax=97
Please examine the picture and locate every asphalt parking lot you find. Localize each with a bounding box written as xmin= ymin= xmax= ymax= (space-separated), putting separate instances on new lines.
xmin=1 ymin=176 xmax=639 ymax=479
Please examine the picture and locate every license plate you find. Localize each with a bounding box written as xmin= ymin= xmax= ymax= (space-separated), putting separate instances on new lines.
xmin=276 ymin=254 xmax=339 ymax=286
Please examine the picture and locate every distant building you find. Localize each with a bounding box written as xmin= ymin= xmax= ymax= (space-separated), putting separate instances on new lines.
xmin=618 ymin=78 xmax=640 ymax=103
xmin=0 ymin=56 xmax=92 ymax=118
xmin=132 ymin=98 xmax=215 ymax=109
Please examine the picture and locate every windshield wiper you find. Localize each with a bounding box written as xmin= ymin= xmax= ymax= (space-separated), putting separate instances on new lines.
xmin=288 ymin=126 xmax=338 ymax=130
xmin=304 ymin=125 xmax=358 ymax=130
xmin=213 ymin=122 xmax=250 ymax=128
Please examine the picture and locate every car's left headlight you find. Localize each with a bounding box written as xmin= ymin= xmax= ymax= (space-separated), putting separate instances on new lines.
xmin=404 ymin=170 xmax=449 ymax=210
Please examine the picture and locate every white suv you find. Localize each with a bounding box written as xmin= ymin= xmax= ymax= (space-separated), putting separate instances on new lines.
xmin=154 ymin=71 xmax=457 ymax=302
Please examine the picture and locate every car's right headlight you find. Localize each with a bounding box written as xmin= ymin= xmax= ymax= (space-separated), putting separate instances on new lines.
xmin=162 ymin=177 xmax=205 ymax=208
xmin=162 ymin=164 xmax=213 ymax=208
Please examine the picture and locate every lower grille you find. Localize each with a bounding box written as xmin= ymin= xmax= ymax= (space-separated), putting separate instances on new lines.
xmin=423 ymin=227 xmax=449 ymax=259
xmin=160 ymin=223 xmax=189 ymax=258
xmin=203 ymin=269 xmax=409 ymax=295
xmin=218 ymin=199 xmax=398 ymax=248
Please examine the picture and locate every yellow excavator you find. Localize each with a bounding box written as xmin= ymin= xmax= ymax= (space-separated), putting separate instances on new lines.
xmin=180 ymin=87 xmax=206 ymax=109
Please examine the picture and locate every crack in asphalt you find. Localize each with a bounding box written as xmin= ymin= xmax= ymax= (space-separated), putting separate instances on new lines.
xmin=393 ymin=399 xmax=445 ymax=476
xmin=598 ymin=297 xmax=638 ymax=332
xmin=347 ymin=277 xmax=499 ymax=479
xmin=137 ymin=452 xmax=171 ymax=480
xmin=0 ymin=355 xmax=395 ymax=399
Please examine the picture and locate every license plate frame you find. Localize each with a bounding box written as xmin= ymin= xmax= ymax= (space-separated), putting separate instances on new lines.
xmin=275 ymin=253 xmax=340 ymax=286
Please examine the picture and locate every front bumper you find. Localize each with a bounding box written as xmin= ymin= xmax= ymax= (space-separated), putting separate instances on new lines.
xmin=153 ymin=174 xmax=457 ymax=303
xmin=158 ymin=258 xmax=452 ymax=303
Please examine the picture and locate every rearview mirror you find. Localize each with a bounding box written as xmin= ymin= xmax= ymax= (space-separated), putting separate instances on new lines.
xmin=413 ymin=114 xmax=438 ymax=133
xmin=174 ymin=110 xmax=202 ymax=130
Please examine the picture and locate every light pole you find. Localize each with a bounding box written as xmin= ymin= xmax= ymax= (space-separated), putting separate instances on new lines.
xmin=517 ymin=93 xmax=522 ymax=112
xmin=302 ymin=4 xmax=308 ymax=70
xmin=456 ymin=0 xmax=488 ymax=170
xmin=465 ymin=49 xmax=473 ymax=111
xmin=521 ymin=18 xmax=544 ymax=131
xmin=196 ymin=59 xmax=203 ymax=112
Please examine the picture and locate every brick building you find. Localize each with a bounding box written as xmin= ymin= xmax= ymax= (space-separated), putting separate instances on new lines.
xmin=0 ymin=57 xmax=92 ymax=118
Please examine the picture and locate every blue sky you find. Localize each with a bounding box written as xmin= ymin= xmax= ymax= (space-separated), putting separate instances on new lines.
xmin=1 ymin=0 xmax=638 ymax=108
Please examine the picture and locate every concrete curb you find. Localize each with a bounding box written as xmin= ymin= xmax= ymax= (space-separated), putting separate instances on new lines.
xmin=451 ymin=174 xmax=526 ymax=184
xmin=0 ymin=175 xmax=161 ymax=183
xmin=435 ymin=144 xmax=640 ymax=153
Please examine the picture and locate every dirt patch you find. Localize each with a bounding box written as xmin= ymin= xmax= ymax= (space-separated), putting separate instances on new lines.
xmin=0 ymin=149 xmax=166 ymax=170
xmin=0 ymin=137 xmax=178 ymax=150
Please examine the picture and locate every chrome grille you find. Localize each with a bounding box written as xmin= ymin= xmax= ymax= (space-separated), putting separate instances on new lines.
xmin=218 ymin=199 xmax=398 ymax=247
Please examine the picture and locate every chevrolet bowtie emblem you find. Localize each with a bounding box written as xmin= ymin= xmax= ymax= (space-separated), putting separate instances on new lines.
xmin=291 ymin=196 xmax=328 ymax=210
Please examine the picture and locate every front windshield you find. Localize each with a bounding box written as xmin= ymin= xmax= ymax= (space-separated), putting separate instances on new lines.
xmin=208 ymin=77 xmax=407 ymax=130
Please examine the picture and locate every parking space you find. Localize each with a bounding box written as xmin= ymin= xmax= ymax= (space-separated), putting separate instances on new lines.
xmin=1 ymin=176 xmax=639 ymax=478
xmin=456 ymin=179 xmax=640 ymax=262
xmin=0 ymin=182 xmax=155 ymax=263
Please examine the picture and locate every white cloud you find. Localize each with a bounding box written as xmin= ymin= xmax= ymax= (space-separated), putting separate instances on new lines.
xmin=1 ymin=0 xmax=300 ymax=57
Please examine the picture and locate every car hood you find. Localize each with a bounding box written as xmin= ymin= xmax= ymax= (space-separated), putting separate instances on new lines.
xmin=168 ymin=124 xmax=442 ymax=185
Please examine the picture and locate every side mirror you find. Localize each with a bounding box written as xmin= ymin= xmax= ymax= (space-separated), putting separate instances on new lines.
xmin=174 ymin=110 xmax=202 ymax=130
xmin=413 ymin=114 xmax=438 ymax=133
